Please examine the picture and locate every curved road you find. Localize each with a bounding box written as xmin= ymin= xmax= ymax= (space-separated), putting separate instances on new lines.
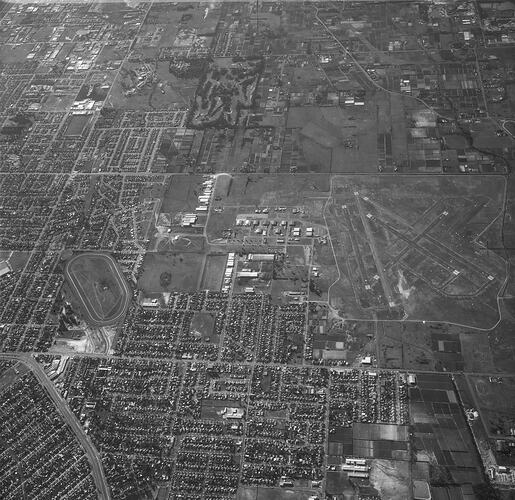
xmin=0 ymin=353 xmax=111 ymax=500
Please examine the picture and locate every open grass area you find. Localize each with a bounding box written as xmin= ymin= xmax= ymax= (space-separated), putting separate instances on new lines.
xmin=312 ymin=319 xmax=375 ymax=367
xmin=200 ymin=254 xmax=227 ymax=291
xmin=488 ymin=305 xmax=515 ymax=373
xmin=64 ymin=114 xmax=91 ymax=136
xmin=4 ymin=251 xmax=30 ymax=271
xmin=469 ymin=375 xmax=515 ymax=439
xmin=287 ymin=105 xmax=378 ymax=173
xmin=369 ymin=460 xmax=410 ymax=500
xmin=379 ymin=320 xmax=498 ymax=373
xmin=201 ymin=399 xmax=242 ymax=420
xmin=160 ymin=175 xmax=206 ymax=222
xmin=212 ymin=174 xmax=330 ymax=206
xmin=155 ymin=234 xmax=206 ymax=253
xmin=237 ymin=487 xmax=318 ymax=500
xmin=191 ymin=312 xmax=217 ymax=342
xmin=138 ymin=251 xmax=204 ymax=293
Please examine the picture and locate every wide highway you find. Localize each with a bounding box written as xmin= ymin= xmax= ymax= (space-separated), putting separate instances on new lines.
xmin=0 ymin=352 xmax=111 ymax=500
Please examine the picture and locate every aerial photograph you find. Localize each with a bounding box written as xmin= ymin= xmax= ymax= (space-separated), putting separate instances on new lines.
xmin=0 ymin=0 xmax=514 ymax=499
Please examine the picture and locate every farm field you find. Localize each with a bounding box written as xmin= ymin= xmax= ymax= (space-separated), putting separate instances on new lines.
xmin=409 ymin=373 xmax=485 ymax=488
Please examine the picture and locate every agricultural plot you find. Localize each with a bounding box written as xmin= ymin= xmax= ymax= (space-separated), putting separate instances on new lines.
xmin=352 ymin=423 xmax=409 ymax=460
xmin=409 ymin=373 xmax=484 ymax=490
xmin=325 ymin=175 xmax=506 ymax=327
xmin=64 ymin=252 xmax=130 ymax=326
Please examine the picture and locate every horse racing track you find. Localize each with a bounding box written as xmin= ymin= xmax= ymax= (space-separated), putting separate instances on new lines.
xmin=65 ymin=253 xmax=130 ymax=327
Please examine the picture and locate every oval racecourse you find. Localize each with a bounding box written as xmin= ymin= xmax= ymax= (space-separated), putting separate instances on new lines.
xmin=65 ymin=253 xmax=131 ymax=327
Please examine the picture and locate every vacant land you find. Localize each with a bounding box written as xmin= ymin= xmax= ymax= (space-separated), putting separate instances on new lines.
xmin=200 ymin=254 xmax=227 ymax=291
xmin=65 ymin=253 xmax=130 ymax=326
xmin=378 ymin=322 xmax=495 ymax=373
xmin=237 ymin=487 xmax=317 ymax=500
xmin=488 ymin=306 xmax=515 ymax=373
xmin=201 ymin=399 xmax=242 ymax=420
xmin=212 ymin=174 xmax=331 ymax=206
xmin=138 ymin=251 xmax=204 ymax=293
xmin=155 ymin=234 xmax=206 ymax=253
xmin=469 ymin=375 xmax=515 ymax=440
xmin=287 ymin=105 xmax=378 ymax=173
xmin=312 ymin=318 xmax=375 ymax=366
xmin=64 ymin=114 xmax=91 ymax=136
xmin=370 ymin=459 xmax=410 ymax=500
xmin=191 ymin=312 xmax=217 ymax=343
xmin=160 ymin=175 xmax=206 ymax=222
xmin=3 ymin=251 xmax=29 ymax=271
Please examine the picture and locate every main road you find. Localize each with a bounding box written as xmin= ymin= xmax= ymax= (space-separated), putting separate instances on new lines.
xmin=0 ymin=352 xmax=111 ymax=500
